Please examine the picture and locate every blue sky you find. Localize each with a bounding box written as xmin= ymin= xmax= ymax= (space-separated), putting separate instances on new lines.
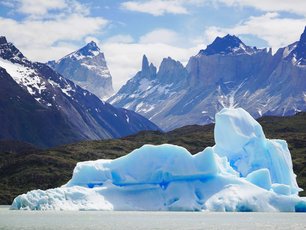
xmin=0 ymin=0 xmax=305 ymax=90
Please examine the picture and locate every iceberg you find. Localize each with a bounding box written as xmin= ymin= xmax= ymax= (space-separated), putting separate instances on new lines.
xmin=11 ymin=108 xmax=306 ymax=211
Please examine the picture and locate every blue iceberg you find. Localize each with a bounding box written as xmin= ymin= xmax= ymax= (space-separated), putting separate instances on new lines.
xmin=11 ymin=108 xmax=306 ymax=211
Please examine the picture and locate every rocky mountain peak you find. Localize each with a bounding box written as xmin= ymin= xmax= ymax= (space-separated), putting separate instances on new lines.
xmin=47 ymin=41 xmax=114 ymax=100
xmin=0 ymin=36 xmax=7 ymax=45
xmin=72 ymin=41 xmax=101 ymax=59
xmin=0 ymin=37 xmax=27 ymax=64
xmin=160 ymin=56 xmax=177 ymax=65
xmin=294 ymin=26 xmax=306 ymax=63
xmin=159 ymin=57 xmax=184 ymax=72
xmin=139 ymin=55 xmax=157 ymax=79
xmin=199 ymin=34 xmax=257 ymax=56
xmin=142 ymin=54 xmax=149 ymax=71
xmin=300 ymin=26 xmax=306 ymax=43
xmin=87 ymin=40 xmax=99 ymax=48
xmin=157 ymin=57 xmax=188 ymax=84
xmin=83 ymin=41 xmax=100 ymax=52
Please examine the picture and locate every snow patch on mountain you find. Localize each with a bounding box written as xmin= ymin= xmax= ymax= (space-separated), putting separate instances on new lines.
xmin=0 ymin=58 xmax=47 ymax=102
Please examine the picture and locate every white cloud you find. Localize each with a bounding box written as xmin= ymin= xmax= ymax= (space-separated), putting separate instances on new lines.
xmin=121 ymin=0 xmax=188 ymax=16
xmin=122 ymin=0 xmax=306 ymax=17
xmin=17 ymin=0 xmax=68 ymax=16
xmin=84 ymin=36 xmax=101 ymax=44
xmin=204 ymin=12 xmax=306 ymax=51
xmin=23 ymin=43 xmax=79 ymax=63
xmin=0 ymin=0 xmax=16 ymax=8
xmin=139 ymin=29 xmax=183 ymax=45
xmin=0 ymin=15 xmax=107 ymax=47
xmin=0 ymin=16 xmax=107 ymax=61
xmin=215 ymin=0 xmax=306 ymax=17
xmin=0 ymin=0 xmax=108 ymax=62
xmin=203 ymin=27 xmax=227 ymax=45
xmin=121 ymin=0 xmax=189 ymax=16
xmin=106 ymin=34 xmax=134 ymax=43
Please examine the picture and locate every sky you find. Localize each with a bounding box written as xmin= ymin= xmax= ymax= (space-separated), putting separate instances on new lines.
xmin=0 ymin=0 xmax=305 ymax=91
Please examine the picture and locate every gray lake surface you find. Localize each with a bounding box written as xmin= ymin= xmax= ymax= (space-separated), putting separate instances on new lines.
xmin=0 ymin=205 xmax=306 ymax=229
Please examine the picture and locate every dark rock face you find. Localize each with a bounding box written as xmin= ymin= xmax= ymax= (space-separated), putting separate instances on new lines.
xmin=109 ymin=30 xmax=306 ymax=131
xmin=199 ymin=34 xmax=257 ymax=56
xmin=290 ymin=26 xmax=306 ymax=65
xmin=0 ymin=36 xmax=7 ymax=45
xmin=0 ymin=37 xmax=160 ymax=147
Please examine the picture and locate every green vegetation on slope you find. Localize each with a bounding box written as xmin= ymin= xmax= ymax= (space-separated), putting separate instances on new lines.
xmin=0 ymin=113 xmax=305 ymax=204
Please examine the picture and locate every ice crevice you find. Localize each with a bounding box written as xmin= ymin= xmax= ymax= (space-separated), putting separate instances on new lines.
xmin=11 ymin=108 xmax=306 ymax=211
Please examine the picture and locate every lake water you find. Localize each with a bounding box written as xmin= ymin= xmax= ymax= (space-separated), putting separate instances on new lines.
xmin=0 ymin=205 xmax=306 ymax=229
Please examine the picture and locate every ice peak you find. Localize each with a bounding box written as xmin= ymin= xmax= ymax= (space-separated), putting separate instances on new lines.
xmin=214 ymin=107 xmax=265 ymax=153
xmin=0 ymin=36 xmax=7 ymax=45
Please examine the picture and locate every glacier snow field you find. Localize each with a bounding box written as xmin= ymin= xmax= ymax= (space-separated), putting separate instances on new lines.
xmin=1 ymin=206 xmax=306 ymax=230
xmin=10 ymin=108 xmax=306 ymax=211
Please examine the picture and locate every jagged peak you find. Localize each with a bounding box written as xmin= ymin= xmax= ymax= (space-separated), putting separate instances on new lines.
xmin=0 ymin=37 xmax=27 ymax=63
xmin=75 ymin=41 xmax=101 ymax=56
xmin=159 ymin=57 xmax=184 ymax=70
xmin=141 ymin=55 xmax=156 ymax=72
xmin=199 ymin=34 xmax=257 ymax=56
xmin=83 ymin=41 xmax=99 ymax=51
xmin=162 ymin=56 xmax=175 ymax=62
xmin=290 ymin=26 xmax=306 ymax=65
xmin=156 ymin=56 xmax=188 ymax=85
xmin=0 ymin=36 xmax=8 ymax=45
xmin=58 ymin=41 xmax=102 ymax=62
xmin=298 ymin=26 xmax=306 ymax=44
xmin=138 ymin=55 xmax=156 ymax=79
xmin=142 ymin=54 xmax=149 ymax=71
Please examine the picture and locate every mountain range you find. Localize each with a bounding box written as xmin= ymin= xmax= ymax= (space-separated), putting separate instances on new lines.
xmin=0 ymin=37 xmax=159 ymax=147
xmin=47 ymin=41 xmax=114 ymax=100
xmin=108 ymin=27 xmax=306 ymax=131
xmin=1 ymin=27 xmax=305 ymax=146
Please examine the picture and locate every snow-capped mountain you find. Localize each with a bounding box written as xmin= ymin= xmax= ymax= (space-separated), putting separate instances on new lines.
xmin=109 ymin=27 xmax=306 ymax=131
xmin=48 ymin=41 xmax=114 ymax=100
xmin=0 ymin=37 xmax=159 ymax=147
